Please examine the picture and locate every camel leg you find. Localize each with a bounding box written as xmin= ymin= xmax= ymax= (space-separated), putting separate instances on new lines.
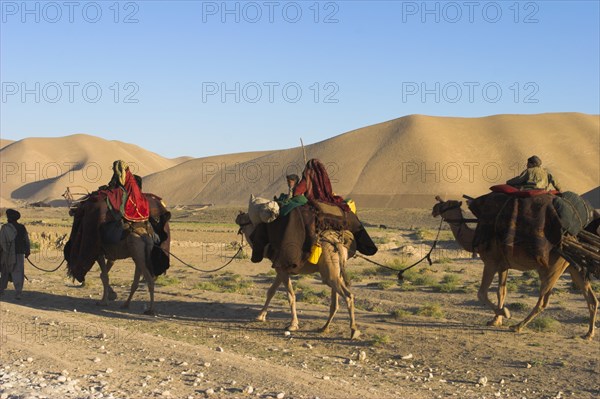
xmin=283 ymin=273 xmax=299 ymax=331
xmin=488 ymin=269 xmax=512 ymax=327
xmin=497 ymin=269 xmax=511 ymax=318
xmin=97 ymin=257 xmax=111 ymax=306
xmin=511 ymin=261 xmax=568 ymax=333
xmin=105 ymin=260 xmax=117 ymax=301
xmin=256 ymin=270 xmax=284 ymax=322
xmin=567 ymin=265 xmax=598 ymax=340
xmin=337 ymin=280 xmax=360 ymax=340
xmin=319 ymin=242 xmax=360 ymax=340
xmin=121 ymin=266 xmax=141 ymax=310
xmin=140 ymin=258 xmax=156 ymax=316
xmin=129 ymin=235 xmax=156 ymax=316
xmin=477 ymin=261 xmax=501 ymax=325
xmin=319 ymin=289 xmax=339 ymax=334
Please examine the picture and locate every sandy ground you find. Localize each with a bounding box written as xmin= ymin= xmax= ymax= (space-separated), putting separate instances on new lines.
xmin=1 ymin=207 xmax=599 ymax=399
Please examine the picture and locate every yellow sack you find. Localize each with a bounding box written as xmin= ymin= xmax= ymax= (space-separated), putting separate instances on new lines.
xmin=307 ymin=243 xmax=322 ymax=264
xmin=346 ymin=199 xmax=357 ymax=214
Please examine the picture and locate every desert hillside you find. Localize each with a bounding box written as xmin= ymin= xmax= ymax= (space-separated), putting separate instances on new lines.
xmin=144 ymin=113 xmax=599 ymax=208
xmin=2 ymin=113 xmax=598 ymax=208
xmin=0 ymin=138 xmax=14 ymax=149
xmin=0 ymin=134 xmax=189 ymax=205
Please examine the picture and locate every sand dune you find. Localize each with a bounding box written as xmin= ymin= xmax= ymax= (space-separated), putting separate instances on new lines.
xmin=3 ymin=113 xmax=598 ymax=208
xmin=1 ymin=139 xmax=14 ymax=149
xmin=144 ymin=113 xmax=599 ymax=208
xmin=0 ymin=197 xmax=18 ymax=208
xmin=0 ymin=134 xmax=188 ymax=204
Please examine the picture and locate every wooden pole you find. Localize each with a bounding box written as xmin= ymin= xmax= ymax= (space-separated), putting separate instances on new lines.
xmin=300 ymin=138 xmax=308 ymax=165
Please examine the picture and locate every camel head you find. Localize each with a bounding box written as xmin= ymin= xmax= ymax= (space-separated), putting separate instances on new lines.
xmin=235 ymin=212 xmax=252 ymax=228
xmin=432 ymin=196 xmax=463 ymax=218
xmin=235 ymin=211 xmax=255 ymax=244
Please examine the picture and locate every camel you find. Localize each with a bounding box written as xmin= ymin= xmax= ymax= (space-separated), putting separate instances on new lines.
xmin=66 ymin=194 xmax=171 ymax=315
xmin=235 ymin=211 xmax=361 ymax=340
xmin=432 ymin=196 xmax=598 ymax=339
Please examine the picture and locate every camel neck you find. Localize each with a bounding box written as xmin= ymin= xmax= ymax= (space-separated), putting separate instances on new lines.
xmin=443 ymin=209 xmax=476 ymax=253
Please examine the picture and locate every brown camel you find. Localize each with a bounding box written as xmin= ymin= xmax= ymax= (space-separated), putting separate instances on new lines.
xmin=235 ymin=212 xmax=361 ymax=340
xmin=66 ymin=194 xmax=171 ymax=315
xmin=432 ymin=196 xmax=598 ymax=339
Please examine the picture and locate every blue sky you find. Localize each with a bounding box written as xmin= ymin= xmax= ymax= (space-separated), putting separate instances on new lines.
xmin=1 ymin=0 xmax=599 ymax=158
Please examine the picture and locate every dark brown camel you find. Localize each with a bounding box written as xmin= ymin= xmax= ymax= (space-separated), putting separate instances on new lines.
xmin=65 ymin=194 xmax=171 ymax=315
xmin=432 ymin=196 xmax=598 ymax=339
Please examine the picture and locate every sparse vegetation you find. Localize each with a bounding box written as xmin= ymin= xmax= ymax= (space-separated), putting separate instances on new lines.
xmin=256 ymin=270 xmax=277 ymax=280
xmin=507 ymin=302 xmax=528 ymax=311
xmin=530 ymin=359 xmax=547 ymax=367
xmin=233 ymin=250 xmax=249 ymax=260
xmin=522 ymin=270 xmax=537 ymax=279
xmin=412 ymin=273 xmax=437 ymax=287
xmin=435 ymin=274 xmax=461 ymax=292
xmin=367 ymin=280 xmax=395 ymax=290
xmin=357 ymin=266 xmax=379 ymax=277
xmin=296 ymin=283 xmax=328 ymax=304
xmin=390 ymin=308 xmax=411 ymax=320
xmin=412 ymin=228 xmax=427 ymax=241
xmin=529 ymin=316 xmax=559 ymax=332
xmin=370 ymin=333 xmax=392 ymax=346
xmin=416 ymin=302 xmax=445 ymax=319
xmin=344 ymin=269 xmax=362 ymax=283
xmin=506 ymin=279 xmax=519 ymax=293
xmin=155 ymin=275 xmax=180 ymax=286
xmin=372 ymin=236 xmax=391 ymax=245
xmin=194 ymin=272 xmax=253 ymax=293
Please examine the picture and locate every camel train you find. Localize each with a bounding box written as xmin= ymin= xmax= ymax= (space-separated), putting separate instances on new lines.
xmin=62 ymin=159 xmax=600 ymax=341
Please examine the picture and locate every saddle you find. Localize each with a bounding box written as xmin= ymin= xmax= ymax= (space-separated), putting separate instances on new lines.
xmin=490 ymin=184 xmax=559 ymax=198
xmin=312 ymin=200 xmax=377 ymax=256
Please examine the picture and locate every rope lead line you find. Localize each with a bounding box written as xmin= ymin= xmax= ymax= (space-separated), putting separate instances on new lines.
xmin=158 ymin=233 xmax=246 ymax=274
xmin=159 ymin=246 xmax=244 ymax=274
xmin=353 ymin=218 xmax=444 ymax=280
xmin=26 ymin=257 xmax=65 ymax=273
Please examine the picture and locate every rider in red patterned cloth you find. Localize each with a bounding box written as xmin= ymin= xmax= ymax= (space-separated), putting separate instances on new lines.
xmin=101 ymin=160 xmax=150 ymax=222
xmin=293 ymin=159 xmax=351 ymax=212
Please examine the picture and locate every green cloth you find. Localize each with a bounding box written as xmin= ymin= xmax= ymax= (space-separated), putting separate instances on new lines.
xmin=278 ymin=195 xmax=308 ymax=216
xmin=506 ymin=166 xmax=561 ymax=191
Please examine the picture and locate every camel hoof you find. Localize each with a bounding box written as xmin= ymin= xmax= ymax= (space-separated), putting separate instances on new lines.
xmin=510 ymin=324 xmax=522 ymax=333
xmin=108 ymin=292 xmax=118 ymax=301
xmin=582 ymin=333 xmax=594 ymax=341
xmin=318 ymin=326 xmax=330 ymax=334
xmin=143 ymin=309 xmax=156 ymax=316
xmin=255 ymin=314 xmax=267 ymax=322
xmin=286 ymin=324 xmax=299 ymax=332
xmin=350 ymin=329 xmax=361 ymax=340
xmin=487 ymin=318 xmax=503 ymax=327
xmin=96 ymin=301 xmax=108 ymax=307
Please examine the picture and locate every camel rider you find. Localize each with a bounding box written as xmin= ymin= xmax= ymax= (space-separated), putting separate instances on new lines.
xmin=293 ymin=159 xmax=351 ymax=211
xmin=274 ymin=174 xmax=300 ymax=203
xmin=103 ymin=160 xmax=150 ymax=222
xmin=286 ymin=174 xmax=299 ymax=200
xmin=506 ymin=156 xmax=561 ymax=192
